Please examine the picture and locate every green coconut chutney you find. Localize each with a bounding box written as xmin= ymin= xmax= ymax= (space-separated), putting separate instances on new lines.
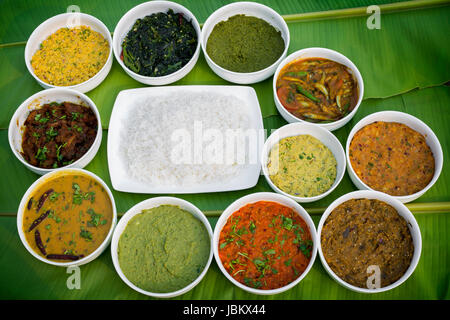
xmin=267 ymin=135 xmax=337 ymax=197
xmin=118 ymin=205 xmax=210 ymax=293
xmin=206 ymin=14 xmax=285 ymax=73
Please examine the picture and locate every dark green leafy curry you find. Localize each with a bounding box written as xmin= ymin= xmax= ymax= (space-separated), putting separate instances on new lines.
xmin=121 ymin=9 xmax=197 ymax=77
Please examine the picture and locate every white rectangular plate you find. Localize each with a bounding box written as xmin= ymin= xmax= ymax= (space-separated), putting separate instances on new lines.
xmin=107 ymin=85 xmax=263 ymax=194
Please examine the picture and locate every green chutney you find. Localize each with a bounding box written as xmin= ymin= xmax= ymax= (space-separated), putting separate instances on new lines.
xmin=118 ymin=205 xmax=210 ymax=293
xmin=206 ymin=14 xmax=285 ymax=73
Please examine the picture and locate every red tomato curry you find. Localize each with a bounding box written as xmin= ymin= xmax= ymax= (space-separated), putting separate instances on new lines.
xmin=218 ymin=201 xmax=313 ymax=290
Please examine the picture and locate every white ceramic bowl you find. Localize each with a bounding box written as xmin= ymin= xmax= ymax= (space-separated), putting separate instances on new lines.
xmin=317 ymin=190 xmax=422 ymax=293
xmin=201 ymin=1 xmax=290 ymax=84
xmin=17 ymin=168 xmax=117 ymax=267
xmin=346 ymin=111 xmax=443 ymax=203
xmin=213 ymin=192 xmax=317 ymax=295
xmin=261 ymin=122 xmax=346 ymax=203
xmin=111 ymin=197 xmax=214 ymax=298
xmin=113 ymin=1 xmax=201 ymax=86
xmin=25 ymin=12 xmax=113 ymax=93
xmin=273 ymin=47 xmax=364 ymax=131
xmin=8 ymin=88 xmax=102 ymax=175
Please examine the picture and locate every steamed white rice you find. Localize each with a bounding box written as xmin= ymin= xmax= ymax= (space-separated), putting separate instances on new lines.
xmin=120 ymin=90 xmax=251 ymax=186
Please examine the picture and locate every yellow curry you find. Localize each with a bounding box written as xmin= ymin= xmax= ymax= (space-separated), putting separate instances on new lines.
xmin=268 ymin=135 xmax=337 ymax=197
xmin=22 ymin=171 xmax=113 ymax=262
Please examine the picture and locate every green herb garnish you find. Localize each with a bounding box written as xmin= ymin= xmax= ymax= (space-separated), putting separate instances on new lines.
xmin=35 ymin=146 xmax=48 ymax=162
xmin=72 ymin=183 xmax=95 ymax=205
xmin=86 ymin=208 xmax=103 ymax=227
xmin=80 ymin=227 xmax=93 ymax=241
xmin=49 ymin=192 xmax=61 ymax=202
xmin=71 ymin=112 xmax=80 ymax=121
xmin=263 ymin=249 xmax=276 ymax=256
xmin=249 ymin=221 xmax=256 ymax=234
xmin=45 ymin=126 xmax=58 ymax=140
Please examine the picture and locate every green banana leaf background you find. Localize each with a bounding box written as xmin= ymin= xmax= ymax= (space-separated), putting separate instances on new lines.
xmin=0 ymin=0 xmax=448 ymax=300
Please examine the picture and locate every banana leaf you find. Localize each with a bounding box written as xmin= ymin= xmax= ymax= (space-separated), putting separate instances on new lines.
xmin=0 ymin=0 xmax=423 ymax=44
xmin=1 ymin=86 xmax=449 ymax=214
xmin=0 ymin=0 xmax=449 ymax=300
xmin=0 ymin=213 xmax=448 ymax=300
xmin=0 ymin=85 xmax=449 ymax=299
xmin=0 ymin=0 xmax=449 ymax=128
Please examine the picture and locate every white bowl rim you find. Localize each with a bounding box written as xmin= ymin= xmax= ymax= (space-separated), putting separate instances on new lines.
xmin=16 ymin=168 xmax=117 ymax=267
xmin=112 ymin=1 xmax=201 ymax=81
xmin=201 ymin=1 xmax=290 ymax=76
xmin=8 ymin=87 xmax=102 ymax=174
xmin=24 ymin=12 xmax=113 ymax=90
xmin=272 ymin=47 xmax=364 ymax=128
xmin=317 ymin=190 xmax=422 ymax=293
xmin=110 ymin=196 xmax=214 ymax=298
xmin=345 ymin=110 xmax=444 ymax=202
xmin=213 ymin=192 xmax=318 ymax=295
xmin=261 ymin=122 xmax=346 ymax=202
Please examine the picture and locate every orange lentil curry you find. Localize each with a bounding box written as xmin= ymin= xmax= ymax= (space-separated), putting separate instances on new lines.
xmin=22 ymin=171 xmax=113 ymax=262
xmin=349 ymin=121 xmax=435 ymax=196
xmin=218 ymin=201 xmax=313 ymax=290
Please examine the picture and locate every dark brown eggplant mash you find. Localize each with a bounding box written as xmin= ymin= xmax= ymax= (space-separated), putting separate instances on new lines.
xmin=21 ymin=102 xmax=97 ymax=169
xmin=321 ymin=199 xmax=414 ymax=288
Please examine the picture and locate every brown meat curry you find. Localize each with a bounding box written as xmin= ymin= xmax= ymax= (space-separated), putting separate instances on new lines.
xmin=21 ymin=102 xmax=97 ymax=169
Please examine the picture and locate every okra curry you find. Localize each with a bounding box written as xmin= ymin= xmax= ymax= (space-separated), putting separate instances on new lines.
xmin=22 ymin=171 xmax=113 ymax=262
xmin=267 ymin=134 xmax=337 ymax=197
xmin=276 ymin=58 xmax=358 ymax=122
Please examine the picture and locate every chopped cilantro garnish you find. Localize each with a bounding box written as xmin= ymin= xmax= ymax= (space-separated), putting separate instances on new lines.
xmin=35 ymin=146 xmax=48 ymax=162
xmin=86 ymin=208 xmax=103 ymax=227
xmin=49 ymin=192 xmax=61 ymax=202
xmin=249 ymin=221 xmax=256 ymax=234
xmin=72 ymin=183 xmax=95 ymax=205
xmin=281 ymin=215 xmax=293 ymax=230
xmin=80 ymin=227 xmax=93 ymax=241
xmin=71 ymin=112 xmax=80 ymax=121
xmin=45 ymin=126 xmax=58 ymax=140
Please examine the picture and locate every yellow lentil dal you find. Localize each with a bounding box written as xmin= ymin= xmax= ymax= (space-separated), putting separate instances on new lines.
xmin=31 ymin=26 xmax=109 ymax=86
xmin=268 ymin=135 xmax=337 ymax=197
